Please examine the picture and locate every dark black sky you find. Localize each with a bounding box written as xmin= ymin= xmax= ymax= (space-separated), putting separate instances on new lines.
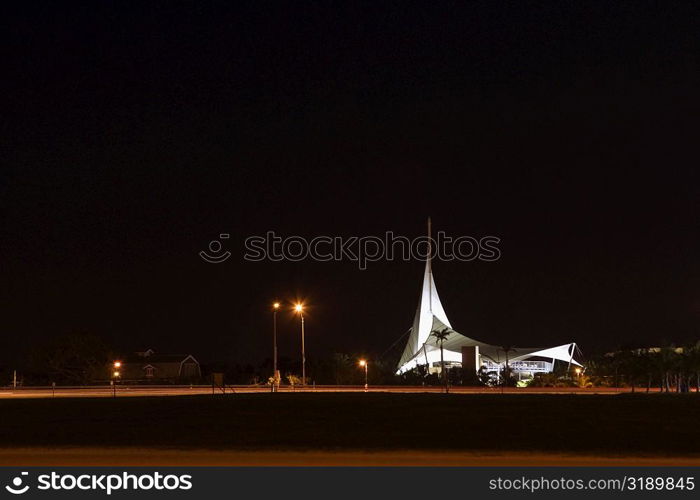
xmin=2 ymin=1 xmax=699 ymax=367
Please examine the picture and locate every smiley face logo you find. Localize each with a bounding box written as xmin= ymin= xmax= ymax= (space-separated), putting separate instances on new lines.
xmin=200 ymin=233 xmax=232 ymax=263
xmin=5 ymin=472 xmax=29 ymax=495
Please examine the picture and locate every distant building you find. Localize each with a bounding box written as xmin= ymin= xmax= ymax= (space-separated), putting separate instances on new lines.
xmin=117 ymin=349 xmax=201 ymax=382
xmin=604 ymin=346 xmax=686 ymax=357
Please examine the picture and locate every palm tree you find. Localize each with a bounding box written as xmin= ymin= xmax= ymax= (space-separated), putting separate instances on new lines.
xmin=638 ymin=350 xmax=656 ymax=393
xmin=430 ymin=327 xmax=452 ymax=393
xmin=659 ymin=346 xmax=680 ymax=393
xmin=691 ymin=342 xmax=700 ymax=394
xmin=499 ymin=345 xmax=516 ymax=389
xmin=648 ymin=345 xmax=681 ymax=393
xmin=618 ymin=350 xmax=647 ymax=392
xmin=681 ymin=342 xmax=700 ymax=393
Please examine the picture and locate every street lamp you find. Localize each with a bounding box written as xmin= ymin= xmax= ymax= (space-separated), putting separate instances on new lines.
xmin=575 ymin=367 xmax=582 ymax=376
xmin=295 ymin=303 xmax=305 ymax=386
xmin=359 ymin=359 xmax=368 ymax=392
xmin=272 ymin=302 xmax=280 ymax=391
xmin=112 ymin=361 xmax=121 ymax=398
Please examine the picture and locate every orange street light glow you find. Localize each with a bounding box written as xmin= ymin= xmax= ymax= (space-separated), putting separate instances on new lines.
xmin=295 ymin=303 xmax=303 ymax=313
xmin=113 ymin=371 xmax=120 ymax=377
xmin=359 ymin=359 xmax=366 ymax=367
xmin=273 ymin=302 xmax=280 ymax=309
xmin=113 ymin=361 xmax=121 ymax=368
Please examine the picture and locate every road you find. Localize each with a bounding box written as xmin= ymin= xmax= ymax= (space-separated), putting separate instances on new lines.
xmin=0 ymin=385 xmax=668 ymax=398
xmin=0 ymin=448 xmax=697 ymax=466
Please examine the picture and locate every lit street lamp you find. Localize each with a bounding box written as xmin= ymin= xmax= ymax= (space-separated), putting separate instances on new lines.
xmin=112 ymin=361 xmax=121 ymax=398
xmin=295 ymin=303 xmax=305 ymax=385
xmin=359 ymin=359 xmax=368 ymax=392
xmin=272 ymin=302 xmax=280 ymax=391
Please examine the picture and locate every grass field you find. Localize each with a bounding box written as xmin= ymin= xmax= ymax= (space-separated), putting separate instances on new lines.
xmin=1 ymin=393 xmax=699 ymax=455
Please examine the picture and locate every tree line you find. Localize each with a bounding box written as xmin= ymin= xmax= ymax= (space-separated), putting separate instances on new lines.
xmin=5 ymin=332 xmax=700 ymax=391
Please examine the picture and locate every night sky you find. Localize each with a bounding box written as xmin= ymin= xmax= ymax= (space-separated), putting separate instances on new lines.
xmin=2 ymin=1 xmax=699 ymax=367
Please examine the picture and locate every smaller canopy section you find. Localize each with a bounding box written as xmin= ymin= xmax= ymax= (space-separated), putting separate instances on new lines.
xmin=397 ymin=317 xmax=581 ymax=374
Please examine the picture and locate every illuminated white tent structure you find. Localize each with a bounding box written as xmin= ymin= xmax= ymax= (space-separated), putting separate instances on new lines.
xmin=397 ymin=220 xmax=581 ymax=375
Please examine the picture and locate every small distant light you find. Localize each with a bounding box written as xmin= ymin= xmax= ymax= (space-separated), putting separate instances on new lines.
xmin=113 ymin=361 xmax=122 ymax=368
xmin=113 ymin=371 xmax=120 ymax=377
xmin=575 ymin=368 xmax=582 ymax=375
xmin=359 ymin=360 xmax=366 ymax=367
xmin=273 ymin=302 xmax=280 ymax=309
xmin=295 ymin=303 xmax=303 ymax=313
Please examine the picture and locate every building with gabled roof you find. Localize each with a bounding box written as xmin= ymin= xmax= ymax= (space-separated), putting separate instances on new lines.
xmin=118 ymin=349 xmax=201 ymax=381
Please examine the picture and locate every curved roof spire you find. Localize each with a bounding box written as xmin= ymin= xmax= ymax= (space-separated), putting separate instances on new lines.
xmin=397 ymin=218 xmax=451 ymax=370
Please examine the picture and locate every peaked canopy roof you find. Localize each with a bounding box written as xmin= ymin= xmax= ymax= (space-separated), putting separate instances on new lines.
xmin=397 ymin=222 xmax=580 ymax=373
xmin=397 ymin=255 xmax=451 ymax=369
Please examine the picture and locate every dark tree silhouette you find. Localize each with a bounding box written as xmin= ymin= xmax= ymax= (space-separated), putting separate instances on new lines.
xmin=430 ymin=327 xmax=452 ymax=393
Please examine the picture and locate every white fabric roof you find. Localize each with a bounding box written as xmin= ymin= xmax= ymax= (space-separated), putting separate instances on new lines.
xmin=397 ymin=258 xmax=451 ymax=369
xmin=397 ymin=258 xmax=581 ymax=373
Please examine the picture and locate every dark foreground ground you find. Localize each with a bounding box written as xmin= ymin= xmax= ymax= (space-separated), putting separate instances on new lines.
xmin=1 ymin=393 xmax=699 ymax=456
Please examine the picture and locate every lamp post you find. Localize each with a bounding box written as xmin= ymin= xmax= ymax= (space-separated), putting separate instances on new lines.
xmin=295 ymin=303 xmax=305 ymax=386
xmin=272 ymin=302 xmax=280 ymax=391
xmin=359 ymin=359 xmax=368 ymax=392
xmin=112 ymin=361 xmax=121 ymax=398
xmin=574 ymin=367 xmax=582 ymax=388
